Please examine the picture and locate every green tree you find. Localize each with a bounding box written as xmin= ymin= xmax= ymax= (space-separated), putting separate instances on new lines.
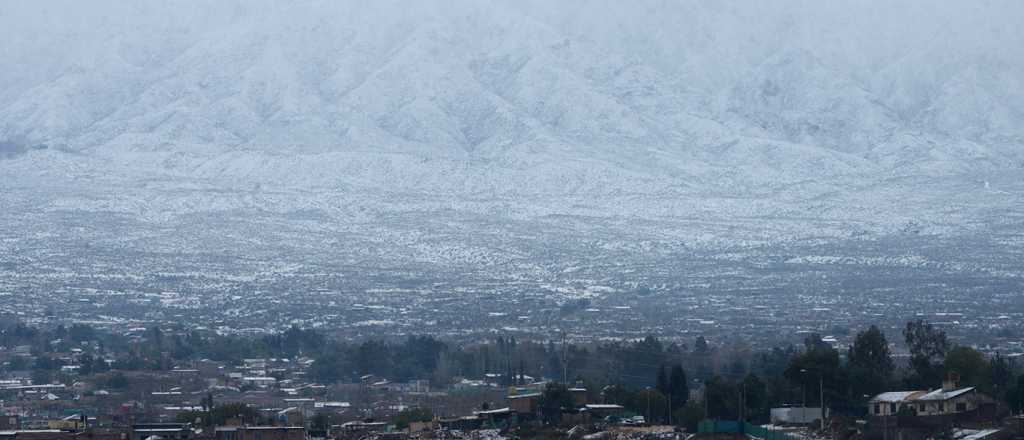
xmin=848 ymin=325 xmax=894 ymax=400
xmin=989 ymin=354 xmax=1014 ymax=402
xmin=176 ymin=410 xmax=207 ymax=425
xmin=146 ymin=326 xmax=164 ymax=352
xmin=627 ymin=336 xmax=664 ymax=387
xmin=1008 ymin=374 xmax=1024 ymax=413
xmin=669 ymin=365 xmax=690 ymax=408
xmin=201 ymin=393 xmax=215 ymax=411
xmin=78 ymin=354 xmax=95 ymax=376
xmin=904 ymin=320 xmax=949 ymax=388
xmin=388 ymin=335 xmax=450 ymax=382
xmin=210 ymin=403 xmax=261 ymax=425
xmin=356 ymin=340 xmax=392 ymax=377
xmin=31 ymin=369 xmax=52 ymax=385
xmin=636 ymin=388 xmax=670 ymax=424
xmin=539 ymin=382 xmax=575 ymax=424
xmin=393 ymin=407 xmax=433 ymax=430
xmin=656 ymin=364 xmax=670 ymax=395
xmin=694 ymin=336 xmax=710 ymax=355
xmin=67 ymin=324 xmax=96 ymax=343
xmin=90 ymin=355 xmax=110 ymax=373
xmin=310 ymin=413 xmax=333 ymax=431
xmin=705 ymin=375 xmax=739 ymax=419
xmin=784 ymin=335 xmax=843 ymax=408
xmin=944 ymin=346 xmax=988 ymax=390
xmin=601 ymin=384 xmax=636 ymax=407
xmin=311 ymin=349 xmax=353 ymax=384
xmin=33 ymin=356 xmax=61 ymax=371
xmin=675 ymin=401 xmax=705 ymax=431
xmin=105 ymin=372 xmax=130 ymax=390
xmin=741 ymin=373 xmax=769 ymax=422
xmin=752 ymin=346 xmax=799 ymax=408
xmin=6 ymin=356 xmax=30 ymax=371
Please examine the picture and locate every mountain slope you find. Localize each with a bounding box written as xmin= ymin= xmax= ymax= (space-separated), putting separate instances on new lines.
xmin=0 ymin=0 xmax=1021 ymax=210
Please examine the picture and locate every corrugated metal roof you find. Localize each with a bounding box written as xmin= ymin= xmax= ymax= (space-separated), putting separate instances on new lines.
xmin=870 ymin=387 xmax=974 ymax=403
xmin=917 ymin=387 xmax=974 ymax=401
xmin=870 ymin=391 xmax=925 ymax=403
xmin=955 ymin=428 xmax=1003 ymax=440
xmin=507 ymin=392 xmax=542 ymax=399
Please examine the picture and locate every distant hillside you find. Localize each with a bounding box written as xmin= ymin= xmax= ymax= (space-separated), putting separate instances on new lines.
xmin=0 ymin=1 xmax=1022 ymax=254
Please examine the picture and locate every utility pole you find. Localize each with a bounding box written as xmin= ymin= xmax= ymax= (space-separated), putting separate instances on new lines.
xmin=645 ymin=387 xmax=652 ymax=424
xmin=802 ymin=382 xmax=806 ymax=409
xmin=560 ymin=331 xmax=568 ymax=384
xmin=737 ymin=384 xmax=743 ymax=423
xmin=740 ymin=380 xmax=746 ymax=424
xmin=883 ymin=410 xmax=888 ymax=440
xmin=819 ymin=374 xmax=825 ymax=432
xmin=800 ymin=368 xmax=807 ymax=425
xmin=704 ymin=383 xmax=709 ymax=420
xmin=668 ymin=391 xmax=673 ymax=426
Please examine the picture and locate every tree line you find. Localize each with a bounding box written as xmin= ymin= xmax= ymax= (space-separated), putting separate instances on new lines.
xmin=3 ymin=318 xmax=1023 ymax=426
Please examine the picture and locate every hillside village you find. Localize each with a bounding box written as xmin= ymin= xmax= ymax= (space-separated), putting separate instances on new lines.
xmin=2 ymin=320 xmax=1023 ymax=440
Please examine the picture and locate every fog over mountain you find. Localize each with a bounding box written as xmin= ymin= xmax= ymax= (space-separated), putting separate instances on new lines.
xmin=1 ymin=1 xmax=1022 ymax=322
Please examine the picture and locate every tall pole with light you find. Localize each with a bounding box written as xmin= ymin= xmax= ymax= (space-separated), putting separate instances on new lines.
xmin=800 ymin=369 xmax=807 ymax=423
xmin=645 ymin=386 xmax=652 ymax=425
xmin=819 ymin=373 xmax=824 ymax=432
xmin=800 ymin=368 xmax=825 ymax=432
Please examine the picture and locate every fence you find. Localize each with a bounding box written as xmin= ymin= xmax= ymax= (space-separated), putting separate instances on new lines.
xmin=698 ymin=420 xmax=795 ymax=440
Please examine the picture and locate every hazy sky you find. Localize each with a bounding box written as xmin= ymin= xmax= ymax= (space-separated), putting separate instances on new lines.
xmin=3 ymin=0 xmax=1021 ymax=89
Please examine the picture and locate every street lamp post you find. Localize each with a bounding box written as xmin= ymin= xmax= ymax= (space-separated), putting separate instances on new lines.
xmin=801 ymin=368 xmax=825 ymax=432
xmin=668 ymin=391 xmax=673 ymax=426
xmin=798 ymin=368 xmax=806 ymax=413
xmin=819 ymin=374 xmax=824 ymax=432
xmin=800 ymin=369 xmax=807 ymax=420
xmin=645 ymin=386 xmax=651 ymax=425
xmin=698 ymin=379 xmax=707 ymax=420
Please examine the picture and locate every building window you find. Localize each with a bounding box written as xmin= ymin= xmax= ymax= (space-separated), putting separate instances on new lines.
xmin=890 ymin=403 xmax=897 ymax=414
xmin=874 ymin=403 xmax=881 ymax=415
xmin=918 ymin=404 xmax=925 ymax=413
xmin=956 ymin=402 xmax=967 ymax=412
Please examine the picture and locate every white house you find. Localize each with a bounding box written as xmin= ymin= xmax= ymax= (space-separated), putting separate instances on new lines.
xmin=241 ymin=376 xmax=277 ymax=388
xmin=868 ymin=377 xmax=991 ymax=417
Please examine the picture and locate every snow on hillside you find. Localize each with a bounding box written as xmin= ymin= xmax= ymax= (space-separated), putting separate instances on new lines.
xmin=0 ymin=0 xmax=1022 ymax=247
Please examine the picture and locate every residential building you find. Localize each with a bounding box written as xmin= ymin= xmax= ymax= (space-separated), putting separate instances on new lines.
xmin=507 ymin=392 xmax=541 ymax=414
xmin=215 ymin=426 xmax=305 ymax=440
xmin=868 ymin=377 xmax=993 ymax=417
xmin=130 ymin=423 xmax=193 ymax=440
xmin=0 ymin=416 xmax=18 ymax=430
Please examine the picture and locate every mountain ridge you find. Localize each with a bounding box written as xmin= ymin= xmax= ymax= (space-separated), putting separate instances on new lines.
xmin=0 ymin=1 xmax=1022 ymax=223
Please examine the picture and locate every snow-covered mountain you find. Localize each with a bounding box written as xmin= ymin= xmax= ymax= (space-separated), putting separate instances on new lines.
xmin=1 ymin=0 xmax=1022 ymax=280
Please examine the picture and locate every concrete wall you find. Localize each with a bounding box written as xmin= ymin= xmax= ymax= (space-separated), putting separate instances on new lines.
xmin=770 ymin=407 xmax=823 ymax=424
